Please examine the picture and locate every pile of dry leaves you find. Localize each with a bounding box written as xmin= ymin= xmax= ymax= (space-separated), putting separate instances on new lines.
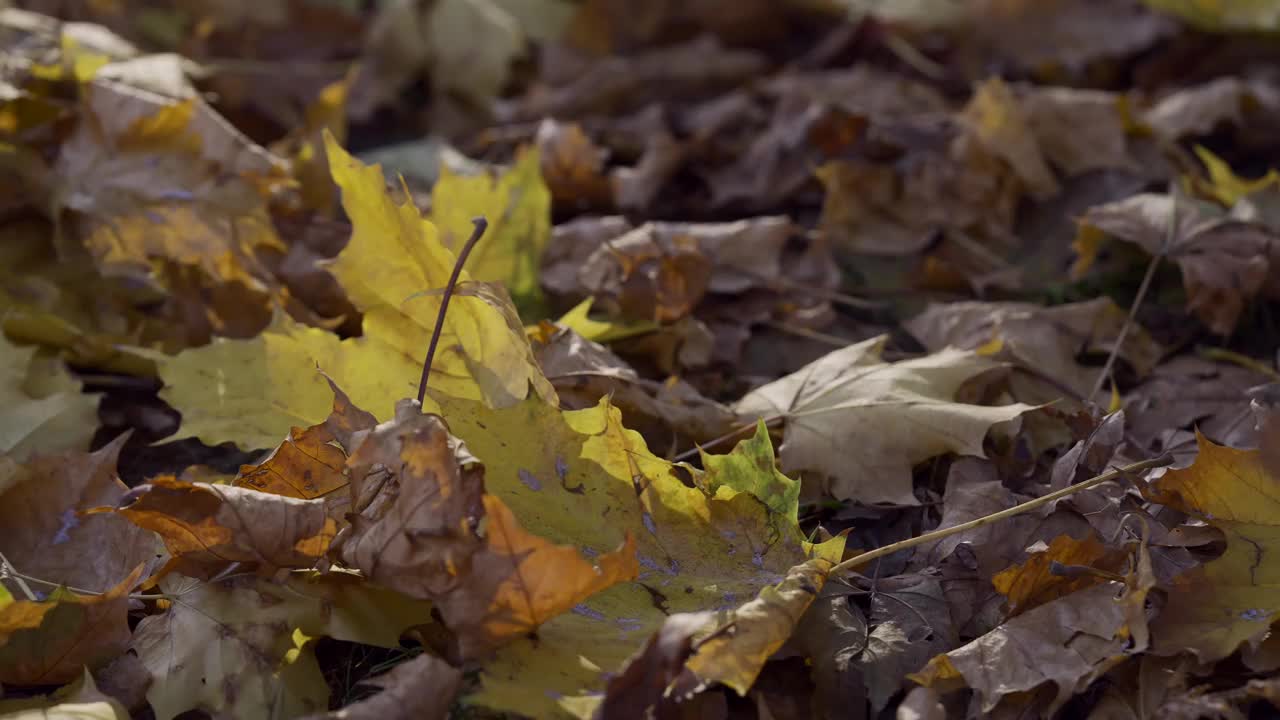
xmin=5 ymin=1 xmax=1280 ymax=718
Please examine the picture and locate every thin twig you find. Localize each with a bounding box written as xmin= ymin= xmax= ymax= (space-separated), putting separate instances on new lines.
xmin=418 ymin=217 xmax=488 ymax=405
xmin=0 ymin=551 xmax=38 ymax=601
xmin=671 ymin=415 xmax=784 ymax=463
xmin=1087 ymin=186 xmax=1177 ymax=405
xmin=827 ymin=454 xmax=1173 ymax=576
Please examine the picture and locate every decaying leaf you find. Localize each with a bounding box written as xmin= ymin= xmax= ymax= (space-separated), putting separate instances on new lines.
xmin=1077 ymin=192 xmax=1277 ymax=334
xmin=911 ymin=571 xmax=1153 ymax=714
xmin=302 ymin=652 xmax=461 ymax=720
xmin=0 ymin=565 xmax=144 ymax=686
xmin=111 ymin=475 xmax=337 ymax=579
xmin=131 ymin=572 xmax=435 ymax=720
xmin=336 ymin=398 xmax=638 ymax=659
xmin=734 ymin=336 xmax=1035 ymax=504
xmin=992 ymin=533 xmax=1129 ymax=616
xmin=907 ymin=297 xmax=1162 ymax=401
xmin=0 ymin=435 xmax=156 ymax=595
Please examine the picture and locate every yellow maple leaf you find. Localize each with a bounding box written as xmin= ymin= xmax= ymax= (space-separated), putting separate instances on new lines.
xmin=154 ymin=135 xmax=554 ymax=449
xmin=429 ymin=392 xmax=845 ymax=718
xmin=431 ymin=148 xmax=551 ymax=313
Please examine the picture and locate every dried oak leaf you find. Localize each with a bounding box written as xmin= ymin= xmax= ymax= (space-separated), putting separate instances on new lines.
xmin=0 ymin=333 xmax=100 ymax=460
xmin=335 ymin=399 xmax=638 ymax=660
xmin=131 ymin=572 xmax=434 ymax=720
xmin=156 ymin=134 xmax=554 ymax=450
xmin=734 ymin=335 xmax=1034 ymax=505
xmin=907 ymin=297 xmax=1162 ymax=401
xmin=1077 ymin=192 xmax=1276 ymax=335
xmin=111 ymin=476 xmax=336 ymax=580
xmin=425 ymin=394 xmax=845 ymax=718
xmin=0 ymin=435 xmax=156 ymax=596
xmin=1144 ymin=433 xmax=1280 ymax=662
xmin=0 ymin=565 xmax=144 ymax=686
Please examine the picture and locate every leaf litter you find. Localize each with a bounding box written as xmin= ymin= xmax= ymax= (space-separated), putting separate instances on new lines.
xmin=7 ymin=1 xmax=1280 ymax=718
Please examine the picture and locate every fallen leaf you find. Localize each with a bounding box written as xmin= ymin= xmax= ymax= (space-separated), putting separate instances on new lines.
xmin=422 ymin=394 xmax=844 ymax=717
xmin=537 ymin=118 xmax=612 ymax=211
xmin=155 ymin=135 xmax=554 ymax=450
xmin=680 ymin=558 xmax=835 ymax=695
xmin=534 ymin=325 xmax=737 ymax=445
xmin=907 ymin=297 xmax=1162 ymax=400
xmin=0 ymin=565 xmax=143 ymax=686
xmin=0 ymin=435 xmax=156 ymax=595
xmin=131 ymin=571 xmax=435 ymax=720
xmin=852 ymin=573 xmax=957 ymax=711
xmin=350 ymin=0 xmax=573 ymax=116
xmin=596 ymin=610 xmax=716 ymax=720
xmin=233 ymin=377 xmax=376 ymax=502
xmin=431 ymin=146 xmax=552 ymax=312
xmin=52 ymin=65 xmax=292 ymax=340
xmin=0 ymin=333 xmax=99 ymax=460
xmin=301 ymin=652 xmax=461 ymax=720
xmin=992 ymin=533 xmax=1128 ymax=616
xmin=1077 ymin=192 xmax=1275 ymax=334
xmin=112 ymin=475 xmax=336 ymax=579
xmin=734 ymin=336 xmax=1035 ymax=504
xmin=1145 ymin=433 xmax=1280 ymax=662
xmin=499 ymin=36 xmax=765 ymax=122
xmin=1124 ymin=355 xmax=1269 ymax=452
xmin=964 ymin=77 xmax=1060 ymax=199
xmin=911 ymin=577 xmax=1150 ymax=714
xmin=1141 ymin=76 xmax=1280 ymax=141
xmin=0 ymin=669 xmax=130 ymax=719
xmin=336 ymin=399 xmax=638 ymax=658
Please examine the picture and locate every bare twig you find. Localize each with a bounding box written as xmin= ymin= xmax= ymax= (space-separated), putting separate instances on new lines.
xmin=827 ymin=454 xmax=1173 ymax=576
xmin=0 ymin=551 xmax=39 ymax=601
xmin=1087 ymin=185 xmax=1177 ymax=405
xmin=418 ymin=217 xmax=488 ymax=405
xmin=671 ymin=415 xmax=784 ymax=463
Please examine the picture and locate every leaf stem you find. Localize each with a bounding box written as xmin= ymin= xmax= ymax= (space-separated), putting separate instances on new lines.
xmin=827 ymin=454 xmax=1173 ymax=576
xmin=418 ymin=217 xmax=488 ymax=405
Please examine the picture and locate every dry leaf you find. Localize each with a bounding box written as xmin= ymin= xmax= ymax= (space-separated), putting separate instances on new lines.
xmin=734 ymin=336 xmax=1035 ymax=504
xmin=0 ymin=565 xmax=143 ymax=686
xmin=0 ymin=435 xmax=156 ymax=595
xmin=907 ymin=297 xmax=1162 ymax=401
xmin=112 ymin=475 xmax=336 ymax=579
xmin=336 ymin=399 xmax=638 ymax=659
